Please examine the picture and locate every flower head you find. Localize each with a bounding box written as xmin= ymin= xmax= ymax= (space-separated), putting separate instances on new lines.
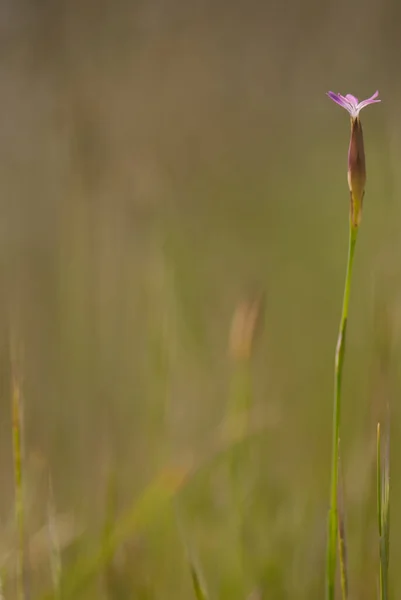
xmin=327 ymin=91 xmax=380 ymax=118
xmin=327 ymin=90 xmax=380 ymax=228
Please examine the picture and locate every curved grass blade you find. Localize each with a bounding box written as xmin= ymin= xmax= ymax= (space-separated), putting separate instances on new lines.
xmin=40 ymin=468 xmax=187 ymax=600
xmin=174 ymin=502 xmax=208 ymax=600
xmin=189 ymin=560 xmax=208 ymax=600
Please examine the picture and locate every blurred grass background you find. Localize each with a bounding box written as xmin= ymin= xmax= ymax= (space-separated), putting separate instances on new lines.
xmin=0 ymin=0 xmax=401 ymax=597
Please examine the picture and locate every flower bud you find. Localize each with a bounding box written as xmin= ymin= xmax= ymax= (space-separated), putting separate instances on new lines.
xmin=347 ymin=117 xmax=366 ymax=229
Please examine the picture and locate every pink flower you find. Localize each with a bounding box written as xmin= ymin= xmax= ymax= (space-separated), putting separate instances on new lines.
xmin=327 ymin=91 xmax=380 ymax=118
xmin=327 ymin=91 xmax=381 ymax=228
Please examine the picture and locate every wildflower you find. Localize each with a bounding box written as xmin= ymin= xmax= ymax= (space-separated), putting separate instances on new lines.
xmin=327 ymin=91 xmax=380 ymax=228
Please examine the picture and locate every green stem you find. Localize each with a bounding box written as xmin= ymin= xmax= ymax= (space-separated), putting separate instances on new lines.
xmin=337 ymin=451 xmax=348 ymax=600
xmin=326 ymin=222 xmax=358 ymax=600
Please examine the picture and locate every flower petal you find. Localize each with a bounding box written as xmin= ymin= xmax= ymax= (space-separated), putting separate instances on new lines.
xmin=345 ymin=94 xmax=359 ymax=105
xmin=327 ymin=91 xmax=354 ymax=115
xmin=357 ymin=91 xmax=381 ymax=111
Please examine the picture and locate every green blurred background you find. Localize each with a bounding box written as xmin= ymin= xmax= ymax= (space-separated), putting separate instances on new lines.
xmin=0 ymin=0 xmax=400 ymax=597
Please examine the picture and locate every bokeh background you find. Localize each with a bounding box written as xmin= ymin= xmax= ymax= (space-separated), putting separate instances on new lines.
xmin=0 ymin=0 xmax=400 ymax=598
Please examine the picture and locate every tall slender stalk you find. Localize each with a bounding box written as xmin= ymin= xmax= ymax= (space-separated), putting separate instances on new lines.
xmin=224 ymin=293 xmax=262 ymax=595
xmin=47 ymin=476 xmax=62 ymax=600
xmin=224 ymin=359 xmax=252 ymax=597
xmin=377 ymin=423 xmax=383 ymax=596
xmin=377 ymin=420 xmax=390 ymax=600
xmin=11 ymin=364 xmax=27 ymax=600
xmin=326 ymin=222 xmax=358 ymax=600
xmin=337 ymin=450 xmax=348 ymax=600
xmin=326 ymin=88 xmax=380 ymax=599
